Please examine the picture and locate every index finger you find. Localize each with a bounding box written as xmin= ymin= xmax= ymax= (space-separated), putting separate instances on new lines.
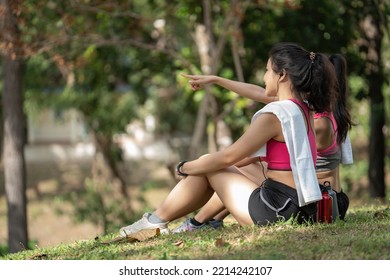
xmin=181 ymin=73 xmax=195 ymax=79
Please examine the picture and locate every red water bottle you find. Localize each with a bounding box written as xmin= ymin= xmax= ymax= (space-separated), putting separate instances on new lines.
xmin=317 ymin=192 xmax=333 ymax=223
xmin=322 ymin=192 xmax=333 ymax=223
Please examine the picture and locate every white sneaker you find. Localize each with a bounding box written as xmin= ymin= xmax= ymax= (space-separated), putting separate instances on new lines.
xmin=119 ymin=213 xmax=169 ymax=241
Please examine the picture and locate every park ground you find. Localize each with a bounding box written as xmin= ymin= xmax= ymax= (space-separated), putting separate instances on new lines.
xmin=0 ymin=142 xmax=389 ymax=250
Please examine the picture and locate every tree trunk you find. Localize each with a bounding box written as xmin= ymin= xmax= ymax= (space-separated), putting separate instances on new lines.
xmin=2 ymin=60 xmax=27 ymax=252
xmin=189 ymin=23 xmax=213 ymax=159
xmin=368 ymin=82 xmax=385 ymax=198
xmin=1 ymin=0 xmax=29 ymax=253
xmin=360 ymin=10 xmax=386 ymax=198
xmin=91 ymin=131 xmax=129 ymax=199
xmin=189 ymin=0 xmax=236 ymax=158
xmin=2 ymin=57 xmax=28 ymax=253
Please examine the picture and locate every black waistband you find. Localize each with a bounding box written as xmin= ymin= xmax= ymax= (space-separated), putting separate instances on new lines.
xmin=262 ymin=179 xmax=299 ymax=205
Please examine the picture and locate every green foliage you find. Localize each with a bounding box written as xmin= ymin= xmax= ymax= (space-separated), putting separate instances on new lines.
xmin=0 ymin=244 xmax=7 ymax=257
xmin=0 ymin=240 xmax=38 ymax=257
xmin=19 ymin=0 xmax=387 ymax=147
xmin=274 ymin=0 xmax=352 ymax=52
xmin=62 ymin=178 xmax=131 ymax=234
xmin=143 ymin=72 xmax=198 ymax=137
xmin=340 ymin=161 xmax=368 ymax=193
xmin=24 ymin=55 xmax=63 ymax=90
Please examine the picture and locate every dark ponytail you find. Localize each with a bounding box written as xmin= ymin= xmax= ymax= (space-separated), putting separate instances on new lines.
xmin=308 ymin=53 xmax=338 ymax=113
xmin=329 ymin=54 xmax=353 ymax=144
xmin=269 ymin=42 xmax=338 ymax=113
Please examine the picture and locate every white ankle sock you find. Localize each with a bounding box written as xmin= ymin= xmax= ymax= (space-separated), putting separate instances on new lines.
xmin=148 ymin=212 xmax=166 ymax=224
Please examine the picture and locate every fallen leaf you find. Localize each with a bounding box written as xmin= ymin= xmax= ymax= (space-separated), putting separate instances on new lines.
xmin=215 ymin=238 xmax=225 ymax=247
xmin=173 ymin=240 xmax=184 ymax=248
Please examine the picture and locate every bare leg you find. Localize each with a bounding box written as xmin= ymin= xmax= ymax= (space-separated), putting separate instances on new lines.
xmin=194 ymin=162 xmax=265 ymax=224
xmin=154 ymin=168 xmax=258 ymax=225
xmin=120 ymin=166 xmax=259 ymax=240
xmin=157 ymin=166 xmax=259 ymax=225
xmin=206 ymin=167 xmax=259 ymax=225
xmin=119 ymin=173 xmax=214 ymax=238
xmin=154 ymin=175 xmax=214 ymax=222
xmin=213 ymin=209 xmax=230 ymax=221
xmin=194 ymin=192 xmax=226 ymax=223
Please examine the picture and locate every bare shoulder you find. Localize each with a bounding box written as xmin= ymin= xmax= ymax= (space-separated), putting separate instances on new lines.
xmin=314 ymin=116 xmax=334 ymax=149
xmin=314 ymin=117 xmax=333 ymax=134
xmin=252 ymin=112 xmax=282 ymax=139
xmin=255 ymin=112 xmax=280 ymax=125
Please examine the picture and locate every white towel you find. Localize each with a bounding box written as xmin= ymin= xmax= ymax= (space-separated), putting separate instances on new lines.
xmin=251 ymin=100 xmax=322 ymax=206
xmin=340 ymin=133 xmax=354 ymax=165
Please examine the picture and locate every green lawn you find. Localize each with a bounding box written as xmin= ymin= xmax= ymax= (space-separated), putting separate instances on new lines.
xmin=2 ymin=204 xmax=389 ymax=260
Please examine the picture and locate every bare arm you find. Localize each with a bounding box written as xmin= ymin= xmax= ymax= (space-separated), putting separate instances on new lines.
xmin=234 ymin=156 xmax=261 ymax=167
xmin=181 ymin=113 xmax=280 ymax=175
xmin=182 ymin=74 xmax=275 ymax=104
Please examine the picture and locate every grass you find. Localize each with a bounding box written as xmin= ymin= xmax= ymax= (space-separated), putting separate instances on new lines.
xmin=1 ymin=204 xmax=389 ymax=260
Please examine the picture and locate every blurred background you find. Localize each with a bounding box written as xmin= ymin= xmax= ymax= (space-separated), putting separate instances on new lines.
xmin=0 ymin=0 xmax=389 ymax=254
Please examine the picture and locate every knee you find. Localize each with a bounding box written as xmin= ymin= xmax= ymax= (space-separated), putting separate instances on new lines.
xmin=199 ymin=154 xmax=210 ymax=159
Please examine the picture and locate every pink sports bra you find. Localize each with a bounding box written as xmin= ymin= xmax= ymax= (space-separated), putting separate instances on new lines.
xmin=314 ymin=111 xmax=339 ymax=156
xmin=261 ymin=99 xmax=317 ymax=171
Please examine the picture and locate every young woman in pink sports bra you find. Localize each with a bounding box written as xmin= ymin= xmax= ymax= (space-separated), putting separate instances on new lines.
xmin=263 ymin=99 xmax=317 ymax=171
xmin=118 ymin=43 xmax=338 ymax=239
xmin=171 ymin=54 xmax=352 ymax=233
